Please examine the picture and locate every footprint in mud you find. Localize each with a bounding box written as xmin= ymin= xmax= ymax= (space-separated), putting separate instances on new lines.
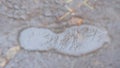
xmin=19 ymin=25 xmax=110 ymax=56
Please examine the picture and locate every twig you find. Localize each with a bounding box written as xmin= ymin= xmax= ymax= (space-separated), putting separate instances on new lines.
xmin=59 ymin=12 xmax=71 ymax=21
xmin=83 ymin=0 xmax=94 ymax=10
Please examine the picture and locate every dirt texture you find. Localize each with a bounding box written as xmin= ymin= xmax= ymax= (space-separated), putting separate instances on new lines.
xmin=0 ymin=0 xmax=120 ymax=68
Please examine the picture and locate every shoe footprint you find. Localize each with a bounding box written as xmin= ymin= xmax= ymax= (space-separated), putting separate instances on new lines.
xmin=19 ymin=25 xmax=110 ymax=56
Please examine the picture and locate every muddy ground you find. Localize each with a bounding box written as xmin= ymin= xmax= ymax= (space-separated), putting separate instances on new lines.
xmin=0 ymin=0 xmax=120 ymax=68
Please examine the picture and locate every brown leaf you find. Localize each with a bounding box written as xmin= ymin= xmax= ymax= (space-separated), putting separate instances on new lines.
xmin=6 ymin=46 xmax=21 ymax=60
xmin=69 ymin=17 xmax=83 ymax=26
xmin=0 ymin=57 xmax=7 ymax=67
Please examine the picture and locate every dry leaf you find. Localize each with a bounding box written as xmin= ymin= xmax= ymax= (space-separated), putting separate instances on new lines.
xmin=6 ymin=46 xmax=21 ymax=60
xmin=0 ymin=57 xmax=7 ymax=67
xmin=69 ymin=17 xmax=83 ymax=26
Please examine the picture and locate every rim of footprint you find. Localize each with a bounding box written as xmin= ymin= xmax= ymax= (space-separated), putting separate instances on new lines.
xmin=19 ymin=25 xmax=110 ymax=56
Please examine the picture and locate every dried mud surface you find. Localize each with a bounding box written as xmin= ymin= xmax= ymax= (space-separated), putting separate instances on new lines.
xmin=0 ymin=0 xmax=120 ymax=68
